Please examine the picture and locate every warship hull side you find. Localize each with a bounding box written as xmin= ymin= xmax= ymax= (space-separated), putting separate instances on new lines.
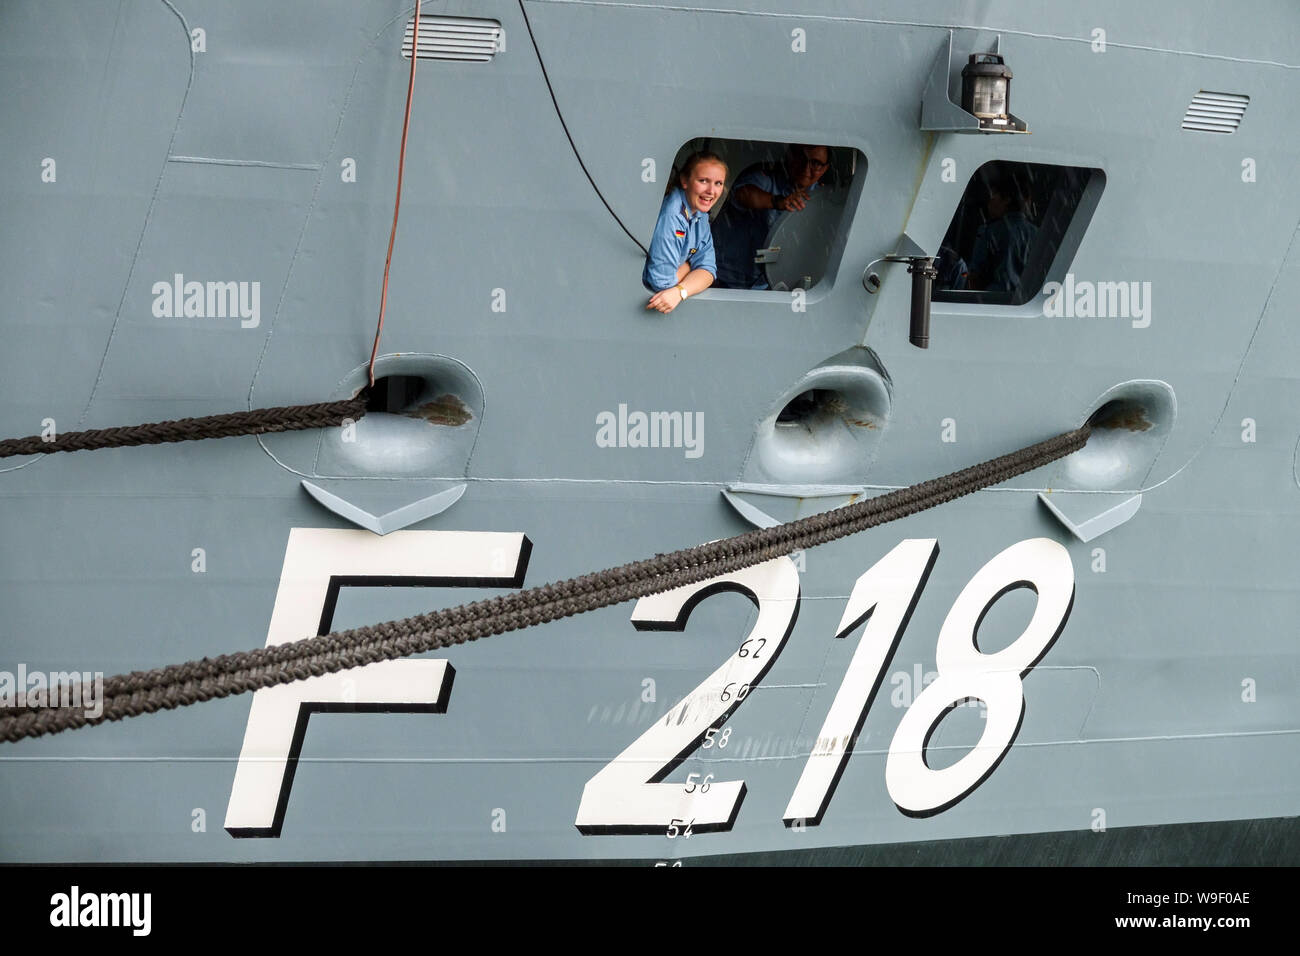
xmin=0 ymin=0 xmax=1297 ymax=862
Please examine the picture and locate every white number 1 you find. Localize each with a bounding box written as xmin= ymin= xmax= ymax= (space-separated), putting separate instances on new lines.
xmin=784 ymin=539 xmax=939 ymax=825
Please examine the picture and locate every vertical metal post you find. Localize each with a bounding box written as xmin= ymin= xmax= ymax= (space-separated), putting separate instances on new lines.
xmin=908 ymin=257 xmax=937 ymax=349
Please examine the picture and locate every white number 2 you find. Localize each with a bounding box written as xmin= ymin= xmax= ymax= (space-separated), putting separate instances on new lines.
xmin=574 ymin=555 xmax=800 ymax=834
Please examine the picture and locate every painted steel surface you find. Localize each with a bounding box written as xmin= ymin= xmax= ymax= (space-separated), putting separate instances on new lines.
xmin=0 ymin=0 xmax=1297 ymax=861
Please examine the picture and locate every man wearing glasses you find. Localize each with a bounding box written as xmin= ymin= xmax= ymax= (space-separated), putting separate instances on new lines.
xmin=712 ymin=144 xmax=832 ymax=289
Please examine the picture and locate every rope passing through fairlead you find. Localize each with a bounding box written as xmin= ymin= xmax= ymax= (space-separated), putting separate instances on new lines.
xmin=0 ymin=424 xmax=1091 ymax=743
xmin=0 ymin=0 xmax=421 ymax=461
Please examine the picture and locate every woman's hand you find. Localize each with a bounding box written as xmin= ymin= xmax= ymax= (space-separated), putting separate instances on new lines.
xmin=646 ymin=268 xmax=712 ymax=313
xmin=646 ymin=288 xmax=682 ymax=313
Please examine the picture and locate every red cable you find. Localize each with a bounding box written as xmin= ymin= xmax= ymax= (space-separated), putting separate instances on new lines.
xmin=367 ymin=0 xmax=421 ymax=389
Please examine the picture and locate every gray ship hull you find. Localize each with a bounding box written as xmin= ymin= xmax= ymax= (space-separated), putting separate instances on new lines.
xmin=1 ymin=0 xmax=1296 ymax=862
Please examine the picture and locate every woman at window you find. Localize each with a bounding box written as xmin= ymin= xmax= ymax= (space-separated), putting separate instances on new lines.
xmin=642 ymin=151 xmax=728 ymax=314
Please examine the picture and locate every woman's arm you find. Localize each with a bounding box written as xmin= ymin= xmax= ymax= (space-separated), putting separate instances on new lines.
xmin=647 ymin=221 xmax=716 ymax=314
xmin=646 ymin=266 xmax=713 ymax=313
xmin=643 ymin=196 xmax=689 ymax=293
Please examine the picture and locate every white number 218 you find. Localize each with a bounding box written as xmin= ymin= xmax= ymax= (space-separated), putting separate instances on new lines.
xmin=575 ymin=537 xmax=1074 ymax=833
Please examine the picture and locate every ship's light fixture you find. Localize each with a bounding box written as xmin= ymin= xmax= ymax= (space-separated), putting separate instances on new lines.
xmin=961 ymin=55 xmax=1025 ymax=132
xmin=921 ymin=34 xmax=1028 ymax=134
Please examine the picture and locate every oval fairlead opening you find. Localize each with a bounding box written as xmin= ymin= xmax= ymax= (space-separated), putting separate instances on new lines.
xmin=314 ymin=354 xmax=484 ymax=478
xmin=1064 ymin=381 xmax=1176 ymax=491
xmin=742 ymin=347 xmax=891 ymax=486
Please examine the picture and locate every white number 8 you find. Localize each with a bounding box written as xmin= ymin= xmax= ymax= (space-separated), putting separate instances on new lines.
xmin=885 ymin=538 xmax=1075 ymax=815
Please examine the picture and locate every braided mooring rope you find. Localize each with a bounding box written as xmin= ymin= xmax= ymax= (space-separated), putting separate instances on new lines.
xmin=0 ymin=424 xmax=1090 ymax=742
xmin=0 ymin=399 xmax=367 ymax=459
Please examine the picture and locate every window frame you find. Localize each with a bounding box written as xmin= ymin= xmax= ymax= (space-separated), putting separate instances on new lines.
xmin=931 ymin=160 xmax=1106 ymax=308
xmin=661 ymin=137 xmax=870 ymax=301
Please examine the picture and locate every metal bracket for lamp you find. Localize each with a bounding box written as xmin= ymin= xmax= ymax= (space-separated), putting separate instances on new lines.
xmin=862 ymin=234 xmax=936 ymax=349
xmin=921 ymin=31 xmax=1028 ymax=134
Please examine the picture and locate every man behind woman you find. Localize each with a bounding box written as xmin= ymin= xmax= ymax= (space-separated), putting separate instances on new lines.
xmin=712 ymin=144 xmax=831 ymax=289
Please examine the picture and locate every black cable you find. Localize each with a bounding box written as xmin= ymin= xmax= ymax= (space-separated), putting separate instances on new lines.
xmin=517 ymin=0 xmax=649 ymax=256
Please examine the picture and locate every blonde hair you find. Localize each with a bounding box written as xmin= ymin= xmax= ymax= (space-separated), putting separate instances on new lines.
xmin=679 ymin=150 xmax=728 ymax=184
xmin=670 ymin=150 xmax=728 ymax=198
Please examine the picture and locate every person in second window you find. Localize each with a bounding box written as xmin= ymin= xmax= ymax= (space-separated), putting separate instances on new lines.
xmin=643 ymin=151 xmax=727 ymax=314
xmin=711 ymin=144 xmax=831 ymax=289
xmin=967 ymin=175 xmax=1037 ymax=293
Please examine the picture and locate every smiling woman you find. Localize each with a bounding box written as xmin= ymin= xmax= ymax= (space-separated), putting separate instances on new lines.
xmin=645 ymin=138 xmax=863 ymax=300
xmin=642 ymin=150 xmax=728 ymax=313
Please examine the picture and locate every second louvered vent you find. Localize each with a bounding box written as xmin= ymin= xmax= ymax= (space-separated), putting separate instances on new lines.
xmin=1181 ymin=91 xmax=1249 ymax=133
xmin=402 ymin=16 xmax=502 ymax=62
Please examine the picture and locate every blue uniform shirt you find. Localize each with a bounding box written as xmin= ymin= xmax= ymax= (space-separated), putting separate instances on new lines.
xmin=968 ymin=212 xmax=1038 ymax=293
xmin=642 ymin=187 xmax=716 ymax=292
xmin=712 ymin=163 xmax=817 ymax=289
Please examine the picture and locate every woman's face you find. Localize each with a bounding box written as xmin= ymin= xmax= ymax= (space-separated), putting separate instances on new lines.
xmin=681 ymin=161 xmax=727 ymax=215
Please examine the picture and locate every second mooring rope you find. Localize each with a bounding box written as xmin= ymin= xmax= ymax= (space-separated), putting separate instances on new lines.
xmin=0 ymin=424 xmax=1090 ymax=742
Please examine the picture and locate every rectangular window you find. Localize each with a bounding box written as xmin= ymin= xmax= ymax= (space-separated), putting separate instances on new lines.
xmin=933 ymin=161 xmax=1103 ymax=306
xmin=648 ymin=139 xmax=866 ymax=294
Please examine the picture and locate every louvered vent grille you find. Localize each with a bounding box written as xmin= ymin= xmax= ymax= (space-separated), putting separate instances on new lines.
xmin=402 ymin=15 xmax=502 ymax=61
xmin=1181 ymin=91 xmax=1249 ymax=133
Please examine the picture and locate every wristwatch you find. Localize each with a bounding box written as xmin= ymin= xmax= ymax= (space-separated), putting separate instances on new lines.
xmin=677 ymin=284 xmax=688 ymax=300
